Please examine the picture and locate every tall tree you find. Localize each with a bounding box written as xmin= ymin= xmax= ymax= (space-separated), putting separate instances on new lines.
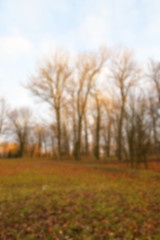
xmin=110 ymin=49 xmax=140 ymax=161
xmin=102 ymin=96 xmax=114 ymax=158
xmin=83 ymin=110 xmax=89 ymax=155
xmin=73 ymin=49 xmax=108 ymax=160
xmin=27 ymin=50 xmax=72 ymax=159
xmin=148 ymin=60 xmax=160 ymax=104
xmin=8 ymin=108 xmax=32 ymax=157
xmin=93 ymin=91 xmax=102 ymax=160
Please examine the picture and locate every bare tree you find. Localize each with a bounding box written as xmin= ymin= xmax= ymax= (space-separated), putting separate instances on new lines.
xmin=125 ymin=94 xmax=151 ymax=168
xmin=73 ymin=49 xmax=108 ymax=160
xmin=67 ymin=88 xmax=77 ymax=154
xmin=83 ymin=109 xmax=89 ymax=155
xmin=0 ymin=98 xmax=7 ymax=134
xmin=148 ymin=95 xmax=160 ymax=158
xmin=101 ymin=96 xmax=115 ymax=158
xmin=62 ymin=99 xmax=72 ymax=156
xmin=110 ymin=49 xmax=140 ymax=161
xmin=28 ymin=126 xmax=37 ymax=157
xmin=147 ymin=60 xmax=160 ymax=159
xmin=27 ymin=50 xmax=72 ymax=159
xmin=34 ymin=124 xmax=45 ymax=157
xmin=7 ymin=108 xmax=32 ymax=157
xmin=92 ymin=91 xmax=103 ymax=160
xmin=148 ymin=60 xmax=160 ymax=104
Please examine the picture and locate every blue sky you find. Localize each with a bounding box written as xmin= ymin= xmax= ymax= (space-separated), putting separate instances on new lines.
xmin=0 ymin=0 xmax=160 ymax=110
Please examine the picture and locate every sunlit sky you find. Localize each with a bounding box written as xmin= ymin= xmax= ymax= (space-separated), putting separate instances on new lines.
xmin=0 ymin=0 xmax=160 ymax=110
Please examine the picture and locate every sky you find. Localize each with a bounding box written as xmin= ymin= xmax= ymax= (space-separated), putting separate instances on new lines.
xmin=0 ymin=0 xmax=160 ymax=112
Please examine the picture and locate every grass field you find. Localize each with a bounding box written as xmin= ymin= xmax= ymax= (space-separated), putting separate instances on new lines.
xmin=0 ymin=159 xmax=160 ymax=240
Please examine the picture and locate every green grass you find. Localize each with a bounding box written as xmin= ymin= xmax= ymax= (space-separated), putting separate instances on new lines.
xmin=0 ymin=159 xmax=160 ymax=239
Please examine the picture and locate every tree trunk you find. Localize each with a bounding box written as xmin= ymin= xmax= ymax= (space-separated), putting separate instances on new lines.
xmin=84 ymin=114 xmax=89 ymax=155
xmin=18 ymin=140 xmax=25 ymax=157
xmin=106 ymin=119 xmax=111 ymax=157
xmin=117 ymin=106 xmax=125 ymax=161
xmin=94 ymin=107 xmax=100 ymax=160
xmin=74 ymin=115 xmax=82 ymax=160
xmin=56 ymin=107 xmax=61 ymax=160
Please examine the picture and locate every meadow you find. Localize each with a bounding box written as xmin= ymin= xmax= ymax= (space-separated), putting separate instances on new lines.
xmin=0 ymin=159 xmax=160 ymax=240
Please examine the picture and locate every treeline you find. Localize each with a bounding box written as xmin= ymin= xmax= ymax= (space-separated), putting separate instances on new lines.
xmin=0 ymin=47 xmax=160 ymax=168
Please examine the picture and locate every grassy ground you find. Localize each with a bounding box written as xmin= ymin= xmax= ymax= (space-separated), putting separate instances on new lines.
xmin=0 ymin=159 xmax=160 ymax=240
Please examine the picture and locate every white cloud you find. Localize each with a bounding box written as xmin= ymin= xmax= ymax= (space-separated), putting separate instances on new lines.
xmin=143 ymin=0 xmax=160 ymax=39
xmin=78 ymin=13 xmax=108 ymax=49
xmin=3 ymin=0 xmax=70 ymax=31
xmin=0 ymin=33 xmax=33 ymax=61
